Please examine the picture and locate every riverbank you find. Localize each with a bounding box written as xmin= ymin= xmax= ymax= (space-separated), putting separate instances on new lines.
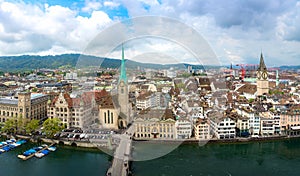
xmin=133 ymin=135 xmax=300 ymax=145
xmin=2 ymin=133 xmax=300 ymax=149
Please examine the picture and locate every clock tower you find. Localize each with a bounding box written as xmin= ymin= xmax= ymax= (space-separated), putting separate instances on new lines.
xmin=117 ymin=44 xmax=131 ymax=128
xmin=256 ymin=52 xmax=269 ymax=96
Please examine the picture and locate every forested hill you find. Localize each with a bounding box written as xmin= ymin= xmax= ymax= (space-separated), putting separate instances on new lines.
xmin=0 ymin=54 xmax=207 ymax=71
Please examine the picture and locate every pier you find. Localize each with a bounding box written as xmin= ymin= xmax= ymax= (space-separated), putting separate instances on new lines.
xmin=106 ymin=125 xmax=135 ymax=176
xmin=18 ymin=143 xmax=55 ymax=161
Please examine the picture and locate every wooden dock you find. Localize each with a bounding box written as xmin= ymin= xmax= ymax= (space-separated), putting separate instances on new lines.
xmin=18 ymin=143 xmax=55 ymax=161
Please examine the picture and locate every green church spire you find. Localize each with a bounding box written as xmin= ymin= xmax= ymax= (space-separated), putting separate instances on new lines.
xmin=119 ymin=43 xmax=127 ymax=83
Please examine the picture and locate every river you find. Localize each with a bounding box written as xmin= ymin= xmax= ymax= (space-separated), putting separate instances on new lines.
xmin=2 ymin=138 xmax=300 ymax=176
xmin=132 ymin=138 xmax=300 ymax=176
xmin=0 ymin=138 xmax=112 ymax=176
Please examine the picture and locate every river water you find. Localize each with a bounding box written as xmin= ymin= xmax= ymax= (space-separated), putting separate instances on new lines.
xmin=2 ymin=138 xmax=300 ymax=176
xmin=132 ymin=138 xmax=300 ymax=176
xmin=0 ymin=139 xmax=112 ymax=176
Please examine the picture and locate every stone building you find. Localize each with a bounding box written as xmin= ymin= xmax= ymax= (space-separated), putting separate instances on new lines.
xmin=0 ymin=92 xmax=48 ymax=123
xmin=133 ymin=109 xmax=176 ymax=140
xmin=47 ymin=90 xmax=107 ymax=129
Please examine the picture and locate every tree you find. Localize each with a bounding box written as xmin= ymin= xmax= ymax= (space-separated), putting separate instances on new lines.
xmin=1 ymin=116 xmax=28 ymax=134
xmin=1 ymin=118 xmax=17 ymax=134
xmin=42 ymin=118 xmax=64 ymax=138
xmin=25 ymin=119 xmax=39 ymax=134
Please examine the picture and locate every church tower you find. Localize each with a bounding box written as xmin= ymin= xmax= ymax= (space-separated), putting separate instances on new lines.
xmin=117 ymin=44 xmax=131 ymax=127
xmin=256 ymin=52 xmax=269 ymax=96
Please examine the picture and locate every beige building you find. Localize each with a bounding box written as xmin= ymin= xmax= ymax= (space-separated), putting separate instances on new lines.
xmin=48 ymin=91 xmax=102 ymax=129
xmin=133 ymin=109 xmax=176 ymax=140
xmin=194 ymin=118 xmax=210 ymax=140
xmin=0 ymin=92 xmax=48 ymax=123
xmin=98 ymin=94 xmax=120 ymax=130
xmin=280 ymin=105 xmax=300 ymax=135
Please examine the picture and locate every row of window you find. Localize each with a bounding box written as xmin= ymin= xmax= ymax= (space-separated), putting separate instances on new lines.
xmin=135 ymin=133 xmax=174 ymax=138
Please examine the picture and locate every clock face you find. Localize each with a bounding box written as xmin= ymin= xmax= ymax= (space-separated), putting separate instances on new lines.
xmin=262 ymin=71 xmax=268 ymax=80
xmin=256 ymin=71 xmax=261 ymax=79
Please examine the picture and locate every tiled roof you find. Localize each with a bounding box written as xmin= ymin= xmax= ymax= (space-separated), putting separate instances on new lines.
xmin=237 ymin=84 xmax=257 ymax=95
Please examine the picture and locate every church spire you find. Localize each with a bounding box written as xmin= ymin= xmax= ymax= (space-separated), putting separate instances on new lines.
xmin=119 ymin=43 xmax=127 ymax=83
xmin=258 ymin=52 xmax=267 ymax=71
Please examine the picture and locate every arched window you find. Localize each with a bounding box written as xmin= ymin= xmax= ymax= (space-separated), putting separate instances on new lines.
xmin=104 ymin=112 xmax=107 ymax=123
xmin=107 ymin=110 xmax=110 ymax=124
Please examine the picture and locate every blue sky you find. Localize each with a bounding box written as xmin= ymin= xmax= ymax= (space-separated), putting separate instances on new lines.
xmin=1 ymin=0 xmax=300 ymax=66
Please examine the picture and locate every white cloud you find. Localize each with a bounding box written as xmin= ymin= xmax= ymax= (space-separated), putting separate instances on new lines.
xmin=0 ymin=1 xmax=113 ymax=56
xmin=82 ymin=0 xmax=102 ymax=13
xmin=1 ymin=0 xmax=300 ymax=66
xmin=104 ymin=1 xmax=120 ymax=8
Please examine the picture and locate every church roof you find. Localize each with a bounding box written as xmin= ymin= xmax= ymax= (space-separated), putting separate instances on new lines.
xmin=258 ymin=52 xmax=267 ymax=71
xmin=119 ymin=44 xmax=127 ymax=83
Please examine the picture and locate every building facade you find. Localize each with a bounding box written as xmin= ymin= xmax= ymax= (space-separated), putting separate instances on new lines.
xmin=47 ymin=92 xmax=96 ymax=129
xmin=175 ymin=118 xmax=192 ymax=139
xmin=194 ymin=118 xmax=210 ymax=140
xmin=0 ymin=92 xmax=48 ymax=123
xmin=209 ymin=111 xmax=236 ymax=139
xmin=133 ymin=109 xmax=176 ymax=140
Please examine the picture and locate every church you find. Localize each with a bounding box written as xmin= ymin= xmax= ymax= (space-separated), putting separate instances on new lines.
xmin=256 ymin=52 xmax=269 ymax=96
xmin=98 ymin=44 xmax=132 ymax=130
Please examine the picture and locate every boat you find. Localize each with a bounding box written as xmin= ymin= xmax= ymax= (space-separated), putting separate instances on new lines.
xmin=23 ymin=149 xmax=37 ymax=156
xmin=17 ymin=155 xmax=27 ymax=159
xmin=35 ymin=149 xmax=50 ymax=158
xmin=0 ymin=139 xmax=27 ymax=154
xmin=18 ymin=144 xmax=55 ymax=160
xmin=48 ymin=146 xmax=57 ymax=152
xmin=35 ymin=153 xmax=45 ymax=158
xmin=41 ymin=149 xmax=50 ymax=155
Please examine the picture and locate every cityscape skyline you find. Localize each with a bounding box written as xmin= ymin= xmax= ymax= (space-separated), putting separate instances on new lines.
xmin=0 ymin=0 xmax=300 ymax=66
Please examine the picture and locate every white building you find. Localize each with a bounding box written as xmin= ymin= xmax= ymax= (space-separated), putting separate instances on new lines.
xmin=175 ymin=118 xmax=192 ymax=139
xmin=65 ymin=72 xmax=78 ymax=80
xmin=260 ymin=112 xmax=276 ymax=136
xmin=237 ymin=107 xmax=260 ymax=135
xmin=209 ymin=111 xmax=236 ymax=139
xmin=260 ymin=118 xmax=275 ymax=136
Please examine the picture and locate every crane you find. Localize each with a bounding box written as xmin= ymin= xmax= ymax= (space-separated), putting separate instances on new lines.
xmin=236 ymin=64 xmax=258 ymax=81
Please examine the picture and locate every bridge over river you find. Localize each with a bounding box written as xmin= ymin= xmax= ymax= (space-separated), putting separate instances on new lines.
xmin=106 ymin=125 xmax=135 ymax=176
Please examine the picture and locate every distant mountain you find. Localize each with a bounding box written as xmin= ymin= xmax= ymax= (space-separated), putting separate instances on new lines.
xmin=0 ymin=54 xmax=208 ymax=72
xmin=279 ymin=65 xmax=300 ymax=70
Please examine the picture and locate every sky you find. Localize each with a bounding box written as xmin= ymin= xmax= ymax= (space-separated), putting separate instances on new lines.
xmin=1 ymin=0 xmax=300 ymax=66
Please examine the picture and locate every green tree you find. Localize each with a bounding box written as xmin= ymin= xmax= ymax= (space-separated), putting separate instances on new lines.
xmin=1 ymin=118 xmax=17 ymax=134
xmin=25 ymin=119 xmax=39 ymax=134
xmin=42 ymin=118 xmax=64 ymax=138
xmin=16 ymin=116 xmax=27 ymax=134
